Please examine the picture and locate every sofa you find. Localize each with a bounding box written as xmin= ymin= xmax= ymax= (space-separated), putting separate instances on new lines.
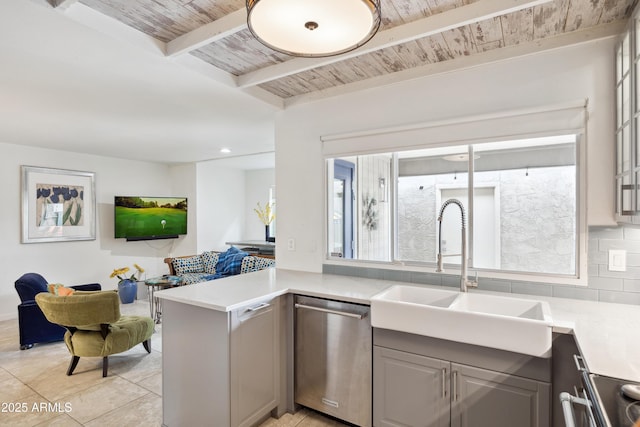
xmin=164 ymin=247 xmax=275 ymax=285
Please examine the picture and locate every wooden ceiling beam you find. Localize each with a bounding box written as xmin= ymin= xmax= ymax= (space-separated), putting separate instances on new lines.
xmin=49 ymin=0 xmax=80 ymax=9
xmin=166 ymin=9 xmax=247 ymax=58
xmin=237 ymin=0 xmax=553 ymax=88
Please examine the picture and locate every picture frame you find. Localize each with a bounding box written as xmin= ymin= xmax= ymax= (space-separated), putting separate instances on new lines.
xmin=21 ymin=166 xmax=96 ymax=243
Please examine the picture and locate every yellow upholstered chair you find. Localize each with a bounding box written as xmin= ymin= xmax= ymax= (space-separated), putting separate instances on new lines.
xmin=35 ymin=290 xmax=154 ymax=377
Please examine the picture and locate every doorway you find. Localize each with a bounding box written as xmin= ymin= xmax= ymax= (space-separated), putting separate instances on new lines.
xmin=332 ymin=160 xmax=355 ymax=258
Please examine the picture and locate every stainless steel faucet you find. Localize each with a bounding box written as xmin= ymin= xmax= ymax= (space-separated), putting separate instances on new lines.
xmin=436 ymin=199 xmax=477 ymax=292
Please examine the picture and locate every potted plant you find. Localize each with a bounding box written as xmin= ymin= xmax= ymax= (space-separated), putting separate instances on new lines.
xmin=110 ymin=264 xmax=144 ymax=304
xmin=254 ymin=202 xmax=275 ymax=242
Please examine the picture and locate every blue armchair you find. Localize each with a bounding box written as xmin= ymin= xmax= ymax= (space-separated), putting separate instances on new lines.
xmin=15 ymin=273 xmax=101 ymax=350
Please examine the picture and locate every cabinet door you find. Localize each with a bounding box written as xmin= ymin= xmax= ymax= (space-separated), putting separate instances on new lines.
xmin=616 ymin=28 xmax=636 ymax=221
xmin=451 ymin=363 xmax=550 ymax=427
xmin=552 ymin=334 xmax=588 ymax=427
xmin=373 ymin=346 xmax=449 ymax=427
xmin=230 ymin=297 xmax=279 ymax=427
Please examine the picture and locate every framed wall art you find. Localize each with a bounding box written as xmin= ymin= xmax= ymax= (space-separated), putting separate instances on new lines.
xmin=21 ymin=166 xmax=96 ymax=243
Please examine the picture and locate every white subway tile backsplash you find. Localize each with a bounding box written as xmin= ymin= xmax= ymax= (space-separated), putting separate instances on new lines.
xmin=598 ymin=239 xmax=640 ymax=253
xmin=597 ymin=265 xmax=640 ymax=280
xmin=326 ymin=225 xmax=640 ymax=305
xmin=590 ymin=227 xmax=624 ymax=240
xmin=511 ymin=282 xmax=553 ymax=297
xmin=626 ymin=253 xmax=640 ymax=267
xmin=624 ymin=227 xmax=640 ymax=240
xmin=588 ymin=251 xmax=608 ymax=265
xmin=598 ymin=290 xmax=640 ymax=305
xmin=409 ymin=272 xmax=442 ymax=286
xmin=623 ymin=279 xmax=640 ymax=292
xmin=441 ymin=276 xmax=461 ymax=288
xmin=552 ymin=286 xmax=598 ymax=301
xmin=588 ymin=225 xmax=640 ymax=302
xmin=477 ymin=279 xmax=512 ymax=293
xmin=383 ymin=269 xmax=411 ymax=283
xmin=586 ymin=276 xmax=624 ymax=291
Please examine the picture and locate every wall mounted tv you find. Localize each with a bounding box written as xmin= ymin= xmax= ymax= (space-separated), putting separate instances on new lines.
xmin=114 ymin=196 xmax=187 ymax=241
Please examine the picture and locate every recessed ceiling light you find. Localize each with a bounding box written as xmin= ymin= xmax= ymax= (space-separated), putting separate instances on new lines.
xmin=220 ymin=148 xmax=231 ymax=154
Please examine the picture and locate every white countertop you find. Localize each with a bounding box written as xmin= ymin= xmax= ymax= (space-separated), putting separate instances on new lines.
xmin=156 ymin=268 xmax=640 ymax=383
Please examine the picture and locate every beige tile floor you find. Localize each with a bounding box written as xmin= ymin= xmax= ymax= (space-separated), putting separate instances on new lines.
xmin=0 ymin=299 xmax=347 ymax=427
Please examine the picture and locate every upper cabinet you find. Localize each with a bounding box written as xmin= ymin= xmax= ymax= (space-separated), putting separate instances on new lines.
xmin=616 ymin=9 xmax=640 ymax=223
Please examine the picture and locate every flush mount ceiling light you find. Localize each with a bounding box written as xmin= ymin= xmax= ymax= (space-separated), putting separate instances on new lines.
xmin=246 ymin=0 xmax=381 ymax=57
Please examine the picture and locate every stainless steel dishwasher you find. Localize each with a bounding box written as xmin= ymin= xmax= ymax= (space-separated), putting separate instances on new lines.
xmin=294 ymin=295 xmax=372 ymax=427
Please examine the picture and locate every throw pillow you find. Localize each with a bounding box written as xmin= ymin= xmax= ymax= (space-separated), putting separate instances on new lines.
xmin=214 ymin=246 xmax=248 ymax=278
xmin=172 ymin=255 xmax=204 ymax=274
xmin=240 ymin=256 xmax=275 ymax=274
xmin=47 ymin=283 xmax=75 ymax=296
xmin=201 ymin=251 xmax=220 ymax=274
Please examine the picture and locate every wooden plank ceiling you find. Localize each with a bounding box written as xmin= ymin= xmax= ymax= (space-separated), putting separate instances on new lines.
xmin=74 ymin=0 xmax=636 ymax=103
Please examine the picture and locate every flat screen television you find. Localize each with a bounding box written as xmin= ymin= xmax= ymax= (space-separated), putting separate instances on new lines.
xmin=114 ymin=196 xmax=187 ymax=241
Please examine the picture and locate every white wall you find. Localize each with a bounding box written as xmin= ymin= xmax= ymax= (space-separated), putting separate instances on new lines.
xmin=244 ymin=168 xmax=276 ymax=241
xmin=195 ymin=165 xmax=275 ymax=250
xmin=168 ymin=163 xmax=198 ymax=257
xmin=195 ymin=161 xmax=246 ymax=252
xmin=0 ymin=142 xmax=194 ymax=320
xmin=275 ymin=38 xmax=617 ymax=273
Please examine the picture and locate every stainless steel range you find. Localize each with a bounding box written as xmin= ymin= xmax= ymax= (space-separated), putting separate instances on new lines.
xmin=561 ymin=355 xmax=640 ymax=427
xmin=587 ymin=374 xmax=640 ymax=427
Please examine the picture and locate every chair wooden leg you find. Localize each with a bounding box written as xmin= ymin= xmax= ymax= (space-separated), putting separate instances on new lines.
xmin=67 ymin=356 xmax=80 ymax=376
xmin=143 ymin=339 xmax=151 ymax=354
xmin=102 ymin=357 xmax=108 ymax=377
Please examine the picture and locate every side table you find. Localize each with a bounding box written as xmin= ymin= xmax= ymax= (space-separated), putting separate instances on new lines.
xmin=144 ymin=275 xmax=184 ymax=323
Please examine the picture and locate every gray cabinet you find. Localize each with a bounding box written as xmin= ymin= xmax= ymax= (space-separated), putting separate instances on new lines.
xmin=162 ymin=295 xmax=282 ymax=427
xmin=451 ymin=363 xmax=549 ymax=427
xmin=373 ymin=329 xmax=551 ymax=427
xmin=230 ymin=298 xmax=280 ymax=427
xmin=551 ymin=333 xmax=589 ymax=427
xmin=374 ymin=347 xmax=449 ymax=427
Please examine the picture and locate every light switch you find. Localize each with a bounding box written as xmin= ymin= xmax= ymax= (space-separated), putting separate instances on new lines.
xmin=608 ymin=249 xmax=627 ymax=272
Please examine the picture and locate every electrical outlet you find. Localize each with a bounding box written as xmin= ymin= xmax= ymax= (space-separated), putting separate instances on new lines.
xmin=608 ymin=249 xmax=626 ymax=272
xmin=287 ymin=238 xmax=295 ymax=251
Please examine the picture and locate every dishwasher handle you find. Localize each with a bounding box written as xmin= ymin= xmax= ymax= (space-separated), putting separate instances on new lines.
xmin=295 ymin=303 xmax=366 ymax=319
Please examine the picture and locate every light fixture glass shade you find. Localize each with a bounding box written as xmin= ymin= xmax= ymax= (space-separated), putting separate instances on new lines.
xmin=246 ymin=0 xmax=381 ymax=57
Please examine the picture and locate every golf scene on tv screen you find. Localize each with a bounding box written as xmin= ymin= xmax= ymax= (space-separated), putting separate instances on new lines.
xmin=114 ymin=196 xmax=187 ymax=241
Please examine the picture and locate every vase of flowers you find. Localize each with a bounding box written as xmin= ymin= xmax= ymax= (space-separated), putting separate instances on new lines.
xmin=110 ymin=264 xmax=144 ymax=304
xmin=254 ymin=202 xmax=275 ymax=242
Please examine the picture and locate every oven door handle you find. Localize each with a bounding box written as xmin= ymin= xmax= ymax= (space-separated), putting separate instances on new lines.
xmin=574 ymin=354 xmax=588 ymax=372
xmin=560 ymin=392 xmax=595 ymax=427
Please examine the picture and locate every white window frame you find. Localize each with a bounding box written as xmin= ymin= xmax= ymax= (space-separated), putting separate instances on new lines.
xmin=323 ymin=103 xmax=588 ymax=286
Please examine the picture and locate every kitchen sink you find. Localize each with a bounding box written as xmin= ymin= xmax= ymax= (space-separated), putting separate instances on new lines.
xmin=449 ymin=292 xmax=548 ymax=320
xmin=375 ymin=284 xmax=459 ymax=308
xmin=370 ymin=285 xmax=553 ymax=358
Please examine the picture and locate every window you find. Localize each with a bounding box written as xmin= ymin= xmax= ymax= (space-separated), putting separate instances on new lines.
xmin=326 ymin=135 xmax=581 ymax=281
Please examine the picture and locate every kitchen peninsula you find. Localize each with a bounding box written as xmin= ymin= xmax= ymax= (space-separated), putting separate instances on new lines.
xmin=156 ymin=268 xmax=640 ymax=426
